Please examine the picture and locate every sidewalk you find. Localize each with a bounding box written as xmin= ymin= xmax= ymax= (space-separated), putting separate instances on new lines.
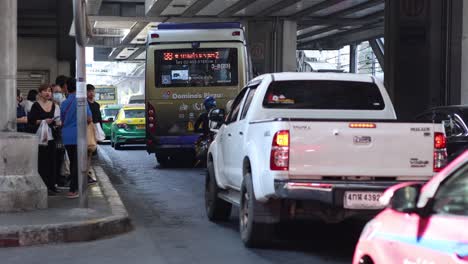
xmin=0 ymin=166 xmax=132 ymax=247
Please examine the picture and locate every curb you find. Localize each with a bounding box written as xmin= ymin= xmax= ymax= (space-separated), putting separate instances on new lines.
xmin=0 ymin=166 xmax=133 ymax=247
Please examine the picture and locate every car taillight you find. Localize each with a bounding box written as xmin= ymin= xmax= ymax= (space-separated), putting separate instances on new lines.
xmin=270 ymin=130 xmax=289 ymax=171
xmin=147 ymin=102 xmax=157 ymax=134
xmin=433 ymin=132 xmax=448 ymax=172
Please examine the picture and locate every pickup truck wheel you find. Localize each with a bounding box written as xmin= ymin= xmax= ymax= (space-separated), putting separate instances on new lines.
xmin=240 ymin=173 xmax=274 ymax=248
xmin=205 ymin=161 xmax=231 ymax=221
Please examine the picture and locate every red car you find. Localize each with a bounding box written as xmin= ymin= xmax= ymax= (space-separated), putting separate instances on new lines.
xmin=353 ymin=151 xmax=468 ymax=264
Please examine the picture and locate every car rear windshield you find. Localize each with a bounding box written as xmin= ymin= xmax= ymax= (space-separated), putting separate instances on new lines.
xmin=263 ymin=80 xmax=385 ymax=110
xmin=154 ymin=48 xmax=238 ymax=87
xmin=124 ymin=109 xmax=145 ymax=118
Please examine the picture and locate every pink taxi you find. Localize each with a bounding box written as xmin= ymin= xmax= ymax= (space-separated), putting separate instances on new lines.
xmin=353 ymin=151 xmax=468 ymax=264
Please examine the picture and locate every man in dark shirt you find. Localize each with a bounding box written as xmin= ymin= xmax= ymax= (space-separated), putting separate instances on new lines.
xmin=194 ymin=96 xmax=216 ymax=135
xmin=87 ymin=84 xmax=102 ymax=125
xmin=86 ymin=84 xmax=101 ymax=184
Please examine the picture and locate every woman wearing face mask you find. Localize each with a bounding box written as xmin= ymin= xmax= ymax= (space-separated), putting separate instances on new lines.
xmin=28 ymin=84 xmax=62 ymax=195
xmin=52 ymin=84 xmax=66 ymax=105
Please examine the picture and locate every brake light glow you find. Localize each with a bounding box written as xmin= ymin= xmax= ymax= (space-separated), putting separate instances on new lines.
xmin=349 ymin=123 xmax=377 ymax=129
xmin=275 ymin=131 xmax=289 ymax=147
xmin=286 ymin=182 xmax=333 ymax=190
xmin=433 ymin=132 xmax=448 ymax=172
xmin=270 ymin=130 xmax=289 ymax=171
xmin=434 ymin=133 xmax=446 ymax=149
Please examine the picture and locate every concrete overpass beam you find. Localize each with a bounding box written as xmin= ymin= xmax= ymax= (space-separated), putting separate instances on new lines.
xmin=369 ymin=39 xmax=384 ymax=71
xmin=145 ymin=0 xmax=172 ymax=16
xmin=246 ymin=19 xmax=297 ymax=75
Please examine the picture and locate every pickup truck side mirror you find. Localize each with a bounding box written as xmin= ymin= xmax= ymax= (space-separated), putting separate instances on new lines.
xmin=208 ymin=108 xmax=225 ymax=130
xmin=380 ymin=182 xmax=423 ymax=213
xmin=225 ymin=100 xmax=234 ymax=113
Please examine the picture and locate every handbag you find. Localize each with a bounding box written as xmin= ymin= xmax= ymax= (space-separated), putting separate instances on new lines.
xmin=95 ymin=123 xmax=106 ymax=142
xmin=60 ymin=151 xmax=70 ymax=176
xmin=87 ymin=123 xmax=97 ymax=153
xmin=36 ymin=120 xmax=53 ymax=146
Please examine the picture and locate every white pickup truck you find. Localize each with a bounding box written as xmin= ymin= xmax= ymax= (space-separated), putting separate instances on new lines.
xmin=205 ymin=72 xmax=447 ymax=247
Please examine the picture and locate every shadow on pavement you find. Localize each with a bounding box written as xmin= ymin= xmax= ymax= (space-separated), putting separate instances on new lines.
xmin=116 ymin=145 xmax=147 ymax=151
xmin=216 ymin=210 xmax=365 ymax=262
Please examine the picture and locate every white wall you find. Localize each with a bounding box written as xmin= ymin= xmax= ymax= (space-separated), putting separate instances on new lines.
xmin=462 ymin=1 xmax=468 ymax=104
xmin=18 ymin=37 xmax=70 ymax=83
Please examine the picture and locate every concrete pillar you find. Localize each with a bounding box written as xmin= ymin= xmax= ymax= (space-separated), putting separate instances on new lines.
xmin=0 ymin=133 xmax=48 ymax=212
xmin=0 ymin=0 xmax=17 ymax=131
xmin=349 ymin=44 xmax=357 ymax=73
xmin=246 ymin=19 xmax=297 ymax=76
xmin=0 ymin=0 xmax=47 ymax=212
xmin=462 ymin=0 xmax=468 ymax=104
xmin=384 ymin=0 xmax=463 ymax=120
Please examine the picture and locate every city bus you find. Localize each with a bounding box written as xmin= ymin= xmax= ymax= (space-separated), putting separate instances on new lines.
xmin=95 ymin=85 xmax=118 ymax=106
xmin=145 ymin=22 xmax=251 ymax=165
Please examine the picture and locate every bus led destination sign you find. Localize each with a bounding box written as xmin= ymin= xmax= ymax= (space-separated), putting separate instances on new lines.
xmin=163 ymin=51 xmax=220 ymax=61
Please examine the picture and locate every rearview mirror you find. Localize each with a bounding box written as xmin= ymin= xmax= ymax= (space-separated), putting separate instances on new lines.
xmin=225 ymin=100 xmax=234 ymax=113
xmin=380 ymin=182 xmax=423 ymax=213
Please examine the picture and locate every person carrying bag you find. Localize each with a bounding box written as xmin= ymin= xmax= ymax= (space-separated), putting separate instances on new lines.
xmin=28 ymin=84 xmax=61 ymax=195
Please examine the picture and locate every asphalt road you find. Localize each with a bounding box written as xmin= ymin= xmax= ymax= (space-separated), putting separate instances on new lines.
xmin=0 ymin=144 xmax=366 ymax=264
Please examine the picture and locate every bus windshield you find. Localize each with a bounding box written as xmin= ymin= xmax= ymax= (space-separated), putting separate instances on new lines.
xmin=154 ymin=48 xmax=238 ymax=88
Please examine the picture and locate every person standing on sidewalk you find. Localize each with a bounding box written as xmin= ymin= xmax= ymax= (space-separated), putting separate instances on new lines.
xmin=55 ymin=75 xmax=69 ymax=98
xmin=86 ymin=84 xmax=101 ymax=184
xmin=61 ymin=78 xmax=93 ymax=199
xmin=52 ymin=82 xmax=68 ymax=189
xmin=16 ymin=89 xmax=28 ymax=132
xmin=28 ymin=84 xmax=62 ymax=195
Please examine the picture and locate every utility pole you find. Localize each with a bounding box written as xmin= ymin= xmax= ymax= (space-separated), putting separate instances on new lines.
xmin=74 ymin=0 xmax=88 ymax=207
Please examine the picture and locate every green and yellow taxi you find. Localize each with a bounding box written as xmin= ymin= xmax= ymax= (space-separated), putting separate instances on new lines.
xmin=110 ymin=104 xmax=146 ymax=150
xmin=100 ymin=104 xmax=122 ymax=139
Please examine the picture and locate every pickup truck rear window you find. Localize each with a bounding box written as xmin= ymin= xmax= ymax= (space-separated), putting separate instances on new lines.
xmin=263 ymin=80 xmax=385 ymax=110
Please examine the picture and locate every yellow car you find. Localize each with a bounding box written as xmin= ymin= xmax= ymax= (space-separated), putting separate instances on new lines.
xmin=110 ymin=104 xmax=146 ymax=150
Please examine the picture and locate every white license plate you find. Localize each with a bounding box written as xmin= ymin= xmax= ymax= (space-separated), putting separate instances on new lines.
xmin=343 ymin=191 xmax=384 ymax=209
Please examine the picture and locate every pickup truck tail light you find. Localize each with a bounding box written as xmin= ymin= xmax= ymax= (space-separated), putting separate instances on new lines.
xmin=433 ymin=132 xmax=448 ymax=172
xmin=270 ymin=130 xmax=289 ymax=171
xmin=147 ymin=102 xmax=157 ymax=134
